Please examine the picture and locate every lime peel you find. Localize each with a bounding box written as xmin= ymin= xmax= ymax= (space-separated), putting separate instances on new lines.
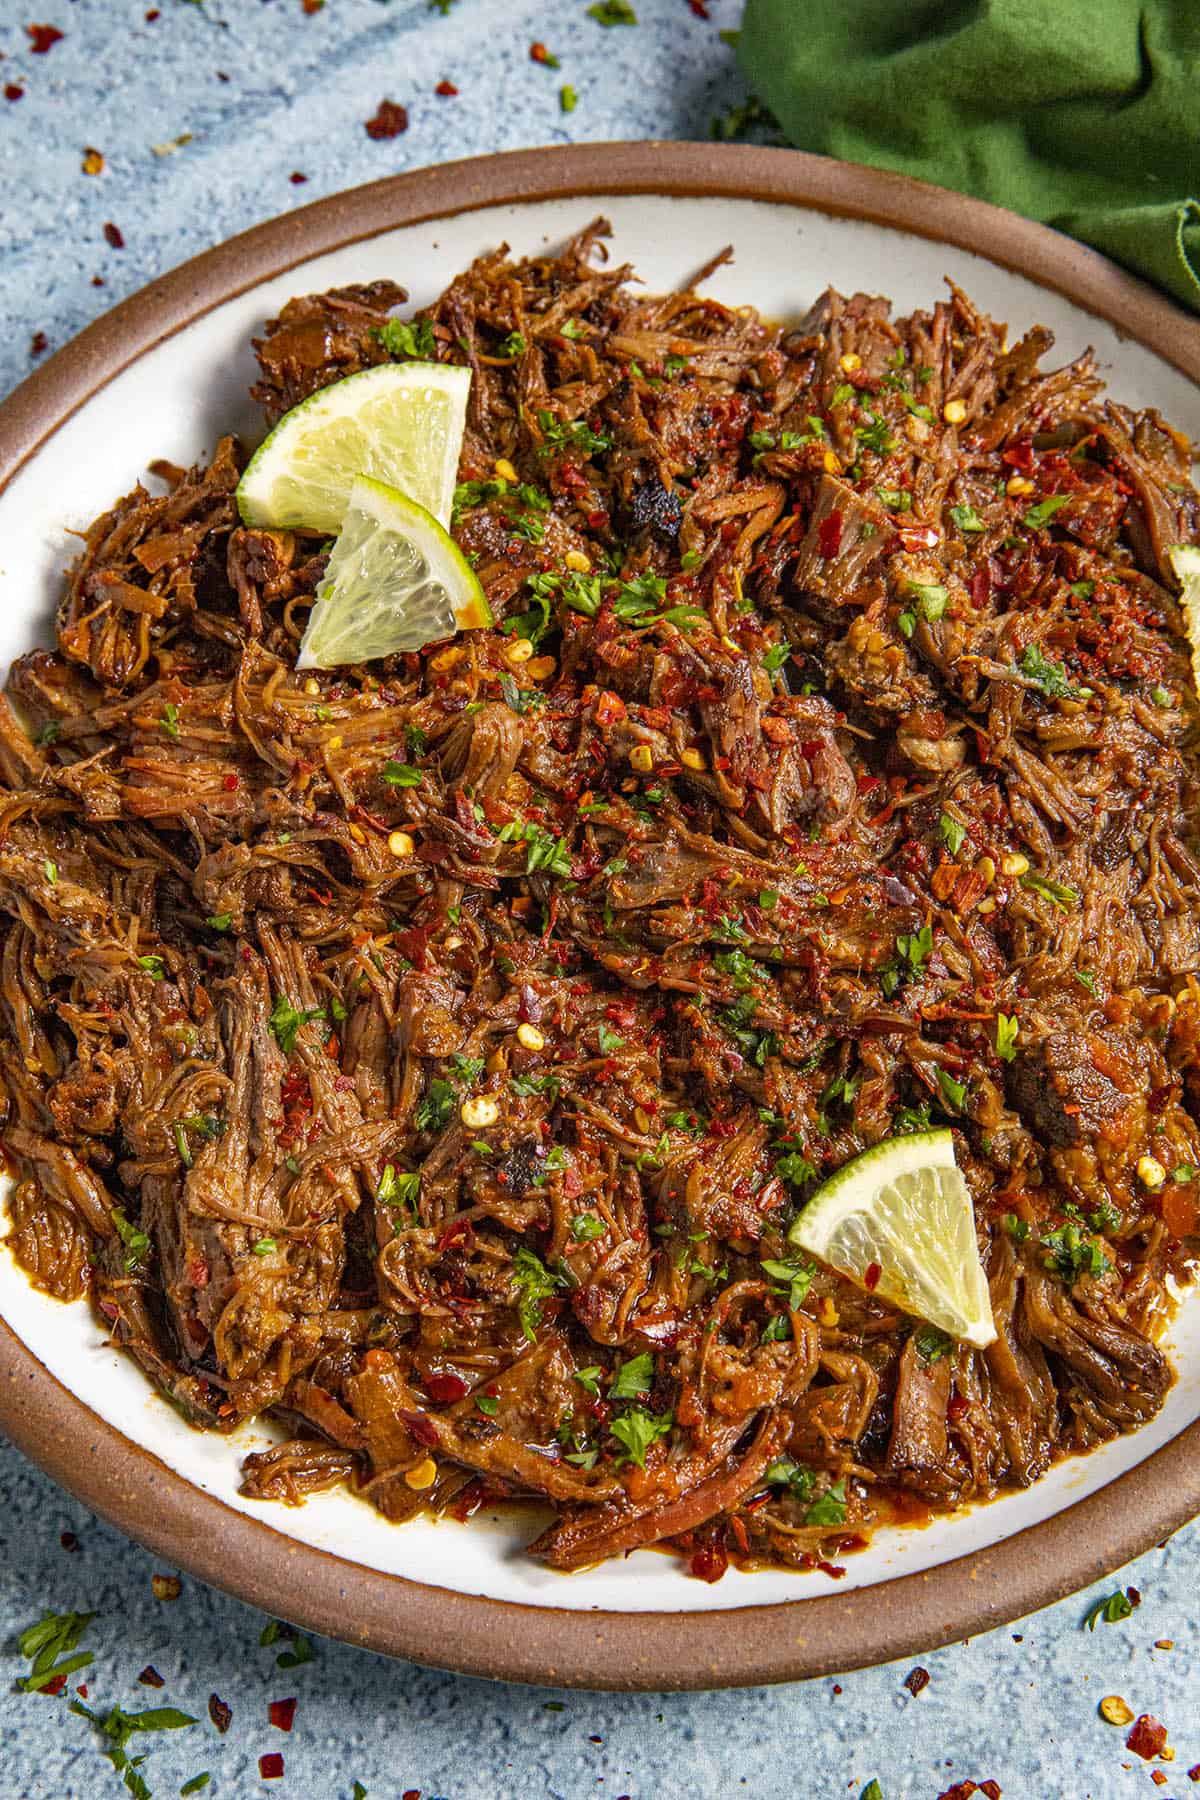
xmin=788 ymin=1129 xmax=997 ymax=1348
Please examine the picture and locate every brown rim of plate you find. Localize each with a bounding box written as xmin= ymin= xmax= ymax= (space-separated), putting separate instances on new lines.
xmin=1 ymin=142 xmax=1198 ymax=1691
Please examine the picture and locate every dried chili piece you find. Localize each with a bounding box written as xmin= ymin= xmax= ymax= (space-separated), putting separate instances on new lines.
xmin=138 ymin=1665 xmax=165 ymax=1687
xmin=103 ymin=221 xmax=125 ymax=250
xmin=1126 ymin=1714 xmax=1168 ymax=1760
xmin=365 ymin=99 xmax=408 ymax=140
xmin=208 ymin=1693 xmax=232 ymax=1734
xmin=30 ymin=330 xmax=48 ymax=358
xmin=260 ymin=1752 xmax=285 ymax=1779
xmin=435 ymin=79 xmax=458 ymax=97
xmin=26 ymin=24 xmax=64 ymax=53
xmin=902 ymin=1665 xmax=930 ymax=1696
xmin=268 ymin=1697 xmax=297 ymax=1731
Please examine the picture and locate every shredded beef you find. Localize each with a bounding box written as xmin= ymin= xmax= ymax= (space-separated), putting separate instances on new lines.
xmin=2 ymin=220 xmax=1197 ymax=1578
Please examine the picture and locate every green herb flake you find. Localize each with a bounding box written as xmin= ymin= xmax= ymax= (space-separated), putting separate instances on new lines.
xmin=252 ymin=1238 xmax=277 ymax=1257
xmin=803 ymin=1477 xmax=848 ymax=1528
xmin=1021 ymin=871 xmax=1079 ymax=911
xmin=206 ymin=912 xmax=232 ymax=932
xmin=1084 ymin=1589 xmax=1134 ymax=1630
xmin=136 ymin=954 xmax=166 ymax=980
xmin=905 ymin=579 xmax=949 ymax=623
xmin=559 ymin=83 xmax=577 ymax=113
xmin=587 ymin=0 xmax=636 ymax=19
xmin=609 ymin=1405 xmax=673 ymax=1468
xmin=938 ymin=812 xmax=967 ymax=857
xmin=181 ymin=1778 xmax=212 ymax=1796
xmin=760 ymin=1255 xmax=816 ymax=1311
xmin=609 ymin=1353 xmax=654 ymax=1400
xmin=949 ymin=503 xmax=986 ymax=533
xmin=160 ymin=702 xmax=180 ymax=739
xmin=268 ymin=995 xmax=326 ymax=1055
xmin=511 ymin=1247 xmax=566 ymax=1341
xmin=376 ymin=316 xmax=436 ymax=360
xmin=382 ymin=761 xmax=422 ymax=787
xmin=475 ymin=1393 xmax=499 ymax=1417
xmin=995 ymin=1013 xmax=1019 ymax=1063
xmin=1022 ymin=493 xmax=1072 ymax=530
xmin=935 ymin=1067 xmax=967 ymax=1112
xmin=571 ymin=1211 xmax=606 ymax=1242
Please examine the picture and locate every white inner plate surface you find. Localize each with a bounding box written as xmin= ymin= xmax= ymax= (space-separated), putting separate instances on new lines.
xmin=2 ymin=193 xmax=1198 ymax=1615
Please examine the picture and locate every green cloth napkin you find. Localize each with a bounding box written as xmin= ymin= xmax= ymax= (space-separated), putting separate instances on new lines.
xmin=737 ymin=0 xmax=1200 ymax=314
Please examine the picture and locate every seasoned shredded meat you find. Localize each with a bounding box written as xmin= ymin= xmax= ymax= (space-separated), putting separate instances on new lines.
xmin=3 ymin=222 xmax=1199 ymax=1580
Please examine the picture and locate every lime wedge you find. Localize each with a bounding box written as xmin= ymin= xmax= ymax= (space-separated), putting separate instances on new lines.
xmin=237 ymin=361 xmax=471 ymax=535
xmin=788 ymin=1129 xmax=996 ymax=1347
xmin=1169 ymin=543 xmax=1200 ymax=696
xmin=297 ymin=474 xmax=491 ymax=670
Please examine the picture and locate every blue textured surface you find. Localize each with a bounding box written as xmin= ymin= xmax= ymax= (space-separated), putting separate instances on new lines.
xmin=0 ymin=3 xmax=1198 ymax=1796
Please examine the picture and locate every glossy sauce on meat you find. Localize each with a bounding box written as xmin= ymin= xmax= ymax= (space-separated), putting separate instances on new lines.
xmin=1 ymin=222 xmax=1198 ymax=1579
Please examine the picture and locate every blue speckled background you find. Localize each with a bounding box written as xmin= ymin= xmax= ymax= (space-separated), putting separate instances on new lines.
xmin=1 ymin=3 xmax=1198 ymax=1795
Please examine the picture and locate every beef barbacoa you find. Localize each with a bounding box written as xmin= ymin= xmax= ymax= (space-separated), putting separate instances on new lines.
xmin=3 ymin=221 xmax=1199 ymax=1579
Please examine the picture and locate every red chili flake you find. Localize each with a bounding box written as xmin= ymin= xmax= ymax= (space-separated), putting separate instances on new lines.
xmin=26 ymin=24 xmax=64 ymax=53
xmin=76 ymin=1684 xmax=88 ymax=1698
xmin=145 ymin=8 xmax=160 ymax=17
xmin=103 ymin=221 xmax=125 ymax=249
xmin=530 ymin=41 xmax=553 ymax=62
xmin=260 ymin=1752 xmax=285 ymax=1780
xmin=289 ymin=171 xmax=308 ymax=184
xmin=137 ymin=1666 xmax=165 ymax=1687
xmin=91 ymin=275 xmax=105 ymax=287
xmin=903 ymin=1666 xmax=930 ymax=1696
xmin=222 ymin=772 xmax=239 ymax=790
xmin=978 ymin=1785 xmax=1001 ymax=1800
xmin=301 ymin=0 xmax=323 ymax=11
xmin=59 ymin=1530 xmax=79 ymax=1552
xmin=269 ymin=1697 xmax=297 ymax=1731
xmin=687 ymin=0 xmax=710 ymax=13
xmin=208 ymin=1694 xmax=232 ymax=1734
xmin=435 ymin=78 xmax=458 ymax=97
xmin=864 ymin=1261 xmax=881 ymax=1291
xmin=403 ymin=1791 xmax=421 ymax=1800
xmin=41 ymin=1673 xmax=67 ymax=1697
xmin=1150 ymin=1773 xmax=1168 ymax=1789
xmin=425 ymin=1370 xmax=469 ymax=1404
xmin=1127 ymin=1715 xmax=1168 ymax=1760
xmin=4 ymin=84 xmax=25 ymax=102
xmin=817 ymin=510 xmax=843 ymax=559
xmin=1186 ymin=1763 xmax=1200 ymax=1781
xmin=365 ymin=98 xmax=408 ymax=140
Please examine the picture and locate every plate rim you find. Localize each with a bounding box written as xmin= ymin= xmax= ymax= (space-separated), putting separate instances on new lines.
xmin=1 ymin=139 xmax=1198 ymax=1691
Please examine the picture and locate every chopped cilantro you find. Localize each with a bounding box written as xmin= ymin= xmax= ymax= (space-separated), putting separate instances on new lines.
xmin=382 ymin=761 xmax=422 ymax=786
xmin=1017 ymin=643 xmax=1082 ymax=700
xmin=1084 ymin=1589 xmax=1134 ymax=1630
xmin=760 ymin=1255 xmax=816 ymax=1311
xmin=938 ymin=811 xmax=967 ymax=856
xmin=609 ymin=1405 xmax=673 ymax=1468
xmin=511 ymin=1247 xmax=566 ymax=1340
xmin=1022 ymin=493 xmax=1072 ymax=530
xmin=268 ymin=996 xmax=326 ymax=1055
xmin=609 ymin=1352 xmax=654 ymax=1400
xmin=935 ymin=1067 xmax=967 ymax=1112
xmin=376 ymin=316 xmax=436 ymax=360
xmin=803 ymin=1478 xmax=848 ymax=1527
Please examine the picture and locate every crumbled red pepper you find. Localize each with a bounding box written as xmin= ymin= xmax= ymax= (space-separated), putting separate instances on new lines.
xmin=152 ymin=1572 xmax=181 ymax=1601
xmin=1126 ymin=1714 xmax=1168 ymax=1760
xmin=435 ymin=78 xmax=458 ymax=96
xmin=268 ymin=1697 xmax=297 ymax=1731
xmin=289 ymin=171 xmax=308 ymax=184
xmin=903 ymin=1665 xmax=930 ymax=1696
xmin=59 ymin=1530 xmax=80 ymax=1552
xmin=817 ymin=510 xmax=843 ymax=559
xmin=4 ymin=85 xmax=25 ymax=102
xmin=260 ymin=1752 xmax=285 ymax=1779
xmin=30 ymin=330 xmax=48 ymax=357
xmin=208 ymin=1693 xmax=232 ymax=1734
xmin=365 ymin=99 xmax=408 ymax=140
xmin=137 ymin=1666 xmax=165 ymax=1687
xmin=103 ymin=221 xmax=125 ymax=249
xmin=864 ymin=1261 xmax=881 ymax=1290
xmin=26 ymin=23 xmax=64 ymax=51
